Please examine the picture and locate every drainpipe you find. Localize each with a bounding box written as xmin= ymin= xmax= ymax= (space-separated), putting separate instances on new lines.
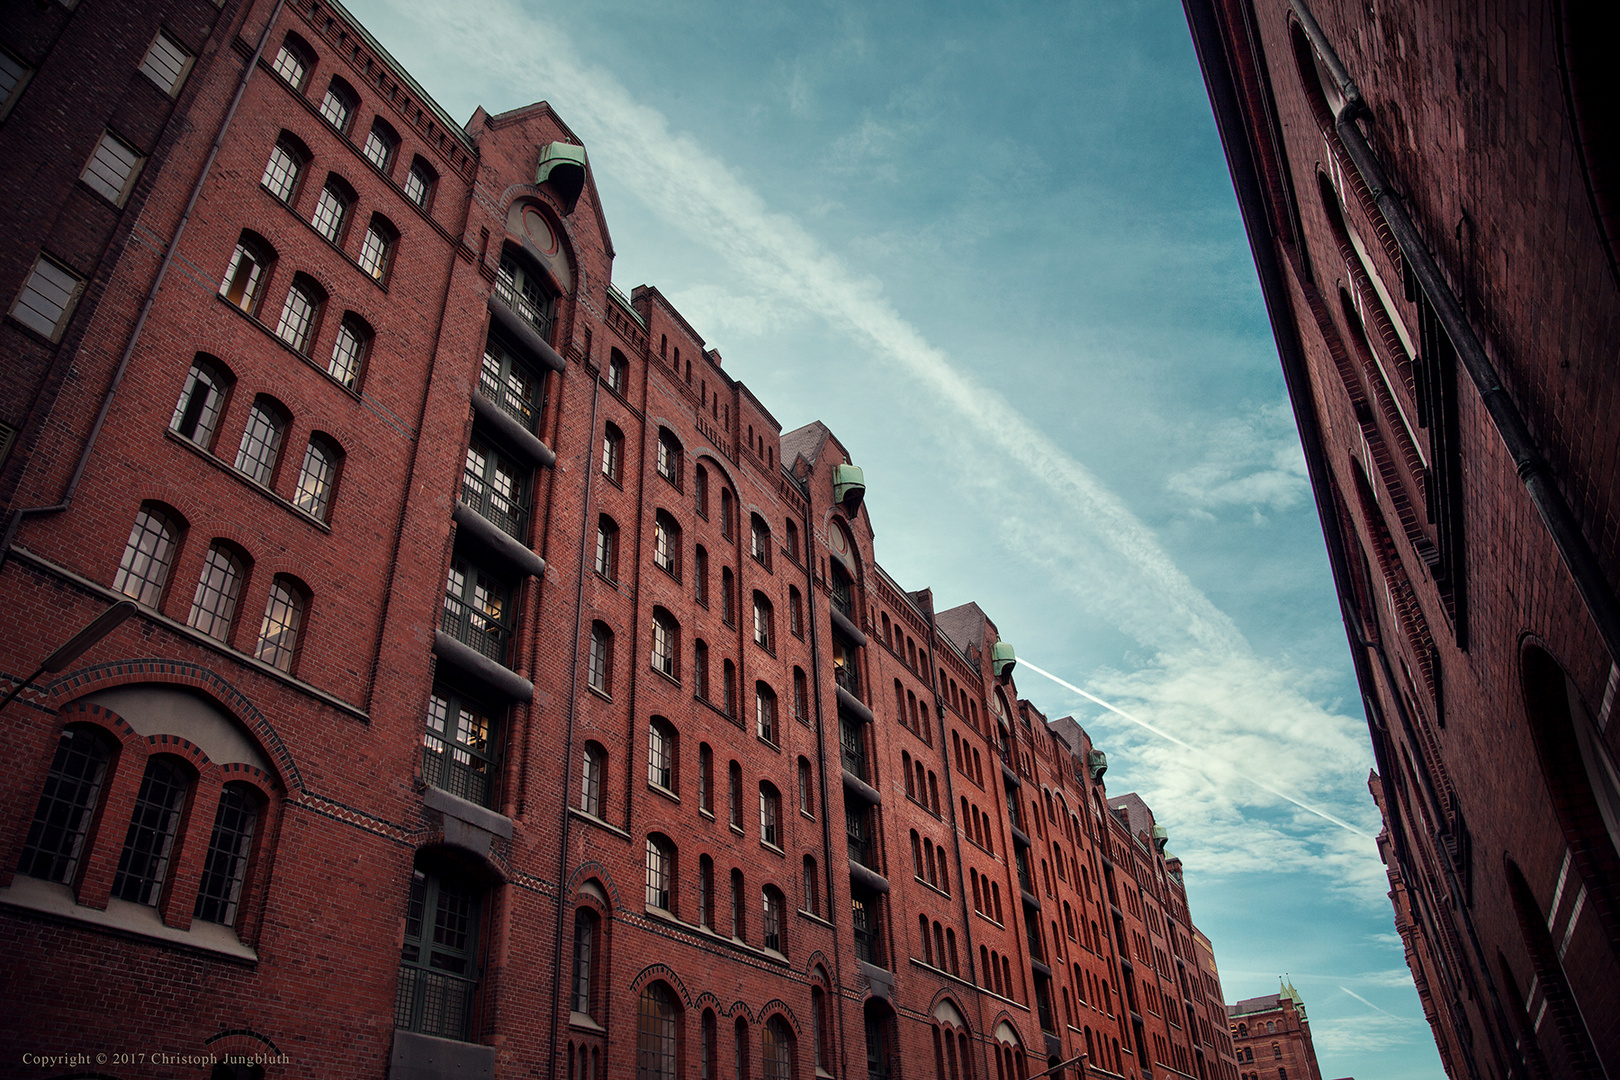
xmin=1 ymin=0 xmax=289 ymax=567
xmin=1291 ymin=0 xmax=1620 ymax=666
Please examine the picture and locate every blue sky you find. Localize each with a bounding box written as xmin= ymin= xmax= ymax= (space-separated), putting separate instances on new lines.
xmin=346 ymin=0 xmax=1444 ymax=1074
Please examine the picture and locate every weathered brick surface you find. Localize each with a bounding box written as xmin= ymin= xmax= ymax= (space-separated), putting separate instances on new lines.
xmin=1 ymin=2 xmax=1239 ymax=1078
xmin=1188 ymin=0 xmax=1620 ymax=1075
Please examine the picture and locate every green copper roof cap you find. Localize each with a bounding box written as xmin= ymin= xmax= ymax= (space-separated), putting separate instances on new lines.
xmin=991 ymin=640 xmax=1016 ymax=680
xmin=1088 ymin=749 xmax=1107 ymax=780
xmin=536 ymin=142 xmax=587 ymax=214
xmin=833 ymin=463 xmax=865 ymax=511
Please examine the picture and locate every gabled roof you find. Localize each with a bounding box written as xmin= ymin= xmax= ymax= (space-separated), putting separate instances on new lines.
xmin=935 ymin=601 xmax=990 ymax=657
xmin=781 ymin=421 xmax=832 ymax=473
xmin=1227 ymin=993 xmax=1285 ymax=1017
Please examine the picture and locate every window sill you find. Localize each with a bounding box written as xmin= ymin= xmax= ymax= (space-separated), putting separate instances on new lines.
xmin=165 ymin=429 xmax=332 ymax=533
xmin=974 ymin=910 xmax=1004 ymax=929
xmin=760 ymin=840 xmax=785 ymax=857
xmin=729 ymin=823 xmax=745 ymax=837
xmin=0 ymin=876 xmax=257 ymax=964
xmin=593 ymin=570 xmax=619 ymax=590
xmin=649 ymin=783 xmax=680 ymax=805
xmin=654 ymin=562 xmax=681 ymax=583
xmin=568 ymin=1012 xmax=604 ymax=1034
xmin=266 ymin=176 xmax=390 ymax=293
xmin=587 ymin=685 xmax=611 ymax=703
xmin=757 ymin=735 xmax=780 ymax=753
xmin=650 ymin=666 xmax=681 ymax=689
xmin=797 ymin=908 xmax=834 ymax=929
xmin=568 ymin=806 xmax=631 ymax=841
xmin=699 ymin=808 xmax=715 ymax=821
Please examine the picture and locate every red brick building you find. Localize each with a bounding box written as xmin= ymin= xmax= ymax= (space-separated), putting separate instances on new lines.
xmin=1226 ymin=984 xmax=1321 ymax=1080
xmin=1182 ymin=0 xmax=1620 ymax=1076
xmin=1 ymin=1 xmax=1238 ymax=1078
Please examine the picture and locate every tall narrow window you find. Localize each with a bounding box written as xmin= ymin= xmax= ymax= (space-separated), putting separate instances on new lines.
xmin=694 ymin=639 xmax=710 ymax=701
xmin=648 ymin=718 xmax=675 ymax=791
xmin=140 ymin=30 xmax=192 ymax=96
xmin=636 ymin=983 xmax=678 ymax=1080
xmin=694 ymin=465 xmax=709 ymax=517
xmin=423 ymin=687 xmax=498 ymax=807
xmin=759 ymin=782 xmax=780 ymax=847
xmin=318 ymin=78 xmax=356 ymax=132
xmin=114 ymin=504 xmax=180 ymax=607
xmin=442 ymin=557 xmax=511 ymax=664
xmin=261 ymin=135 xmax=308 ymax=204
xmin=254 ymin=577 xmax=305 ymax=672
xmin=651 ymin=609 xmax=678 ymax=680
xmin=753 ymin=593 xmax=773 ymax=651
xmin=794 ymin=668 xmax=808 ymax=726
xmin=111 ymin=756 xmax=191 ymax=905
xmin=362 ymin=118 xmax=399 ymax=172
xmin=756 ymin=683 xmax=777 ymax=744
xmin=193 ymin=783 xmax=260 ymax=926
xmin=697 ymin=854 xmax=714 ymax=928
xmin=495 ymin=255 xmax=554 ymax=340
xmin=653 ymin=512 xmax=681 ymax=578
xmin=601 ymin=423 xmax=623 ymax=482
xmin=219 ymin=233 xmax=274 ymax=314
xmin=729 ymin=761 xmax=743 ymax=828
xmin=572 ymin=909 xmax=598 ymax=1016
xmin=310 ymin=178 xmax=353 ymax=244
xmin=274 ymin=278 xmax=322 ymax=353
xmin=81 ymin=131 xmax=144 ymax=206
xmin=404 ymin=158 xmax=436 ymax=209
xmin=356 ymin=216 xmax=396 ymax=281
xmin=645 ymin=835 xmax=674 ymax=911
xmin=234 ymin=397 xmax=286 ymax=485
xmin=721 ymin=568 xmax=736 ymax=625
xmin=694 ymin=545 xmax=709 ymax=606
xmin=785 ymin=519 xmax=800 ymax=563
xmin=327 ymin=315 xmax=369 ymax=388
xmin=293 ymin=437 xmax=339 ymax=520
xmin=481 ymin=341 xmax=543 ymax=431
xmin=11 ymin=255 xmax=83 ymax=340
xmin=698 ymin=743 xmax=713 ymax=814
xmin=723 ymin=659 xmax=737 ymax=717
xmin=657 ymin=429 xmax=682 ymax=486
xmin=721 ymin=488 xmax=735 ymax=539
xmin=170 ymin=356 xmax=232 ymax=447
xmin=269 ymin=35 xmax=310 ymax=90
xmin=702 ymin=1009 xmax=717 ymax=1080
xmin=188 ymin=543 xmax=244 ymax=641
xmin=750 ymin=515 xmax=772 ymax=569
xmin=18 ymin=726 xmax=112 ymax=885
xmin=579 ymin=742 xmax=604 ymax=816
xmin=462 ymin=440 xmax=527 ymax=539
xmin=588 ymin=622 xmax=613 ymax=695
xmin=762 ymin=889 xmax=785 ymax=955
xmin=803 ymin=855 xmax=819 ymax=915
xmin=607 ymin=350 xmax=629 ymax=393
xmin=595 ymin=516 xmax=620 ymax=580
xmin=396 ymin=865 xmax=481 ymax=1040
xmin=789 ymin=587 xmax=803 ymax=638
xmin=731 ymin=869 xmax=746 ymax=940
xmin=799 ymin=756 xmax=814 ymax=817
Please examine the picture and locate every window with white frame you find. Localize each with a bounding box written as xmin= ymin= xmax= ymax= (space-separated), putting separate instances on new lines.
xmin=169 ymin=355 xmax=231 ymax=448
xmin=293 ymin=437 xmax=339 ymax=520
xmin=653 ymin=512 xmax=681 ymax=578
xmin=648 ymin=718 xmax=676 ymax=791
xmin=580 ymin=742 xmax=605 ymax=816
xmin=310 ymin=178 xmax=353 ymax=244
xmin=219 ymin=232 xmax=274 ymax=314
xmin=651 ymin=608 xmax=678 ymax=680
xmin=318 ymin=78 xmax=356 ymax=132
xmin=403 ymin=158 xmax=436 ymax=208
xmin=645 ymin=835 xmax=674 ymax=911
xmin=588 ymin=622 xmax=613 ymax=695
xmin=261 ymin=134 xmax=308 ymax=204
xmin=356 ymin=216 xmax=395 ymax=281
xmin=254 ymin=577 xmax=305 ymax=673
xmin=756 ymin=682 xmax=777 ymax=745
xmin=234 ymin=397 xmax=286 ymax=485
xmin=274 ymin=278 xmax=322 ymax=353
xmin=759 ymin=782 xmax=780 ymax=847
xmin=114 ymin=503 xmax=180 ymax=608
xmin=270 ymin=35 xmax=311 ymax=91
xmin=362 ymin=118 xmax=399 ymax=172
xmin=188 ymin=542 xmax=245 ymax=642
xmin=327 ymin=314 xmax=368 ymax=388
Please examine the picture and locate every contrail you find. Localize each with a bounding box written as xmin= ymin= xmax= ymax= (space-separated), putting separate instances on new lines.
xmin=1019 ymin=658 xmax=1372 ymax=839
xmin=1339 ymin=986 xmax=1412 ymax=1021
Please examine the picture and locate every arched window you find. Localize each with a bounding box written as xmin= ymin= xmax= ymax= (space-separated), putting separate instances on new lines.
xmin=698 ymin=743 xmax=713 ymax=814
xmin=785 ymin=519 xmax=800 ymax=563
xmin=635 ymin=982 xmax=679 ymax=1080
xmin=644 ymin=834 xmax=675 ymax=912
xmin=721 ymin=567 xmax=736 ymax=625
xmin=694 ymin=463 xmax=709 ymax=517
xmin=327 ymin=313 xmax=370 ymax=389
xmin=254 ymin=575 xmax=307 ymax=672
xmin=363 ymin=117 xmax=400 ymax=172
xmin=693 ymin=544 xmax=709 ymax=606
xmin=397 ymin=857 xmax=484 ymax=1040
xmin=753 ymin=592 xmax=774 ymax=651
xmin=648 ymin=718 xmax=677 ymax=792
xmin=219 ymin=231 xmax=275 ymax=313
xmin=788 ymin=586 xmax=803 ymax=638
xmin=310 ymin=175 xmax=355 ymax=243
xmin=903 ymin=751 xmax=916 ymax=799
xmin=762 ymin=1016 xmax=792 ymax=1079
xmin=758 ymin=680 xmax=777 ymax=748
xmin=793 ymin=668 xmax=809 ymax=725
xmin=17 ymin=725 xmax=114 ymax=885
xmin=693 ymin=639 xmax=710 ymax=701
xmin=750 ymin=514 xmax=772 ymax=569
xmin=701 ymin=1008 xmax=718 ymax=1080
xmin=114 ymin=502 xmax=182 ymax=608
xmin=572 ymin=908 xmax=599 ymax=1017
xmin=496 ymin=253 xmax=555 ymax=340
xmin=318 ymin=76 xmax=357 ymax=132
xmin=728 ymin=760 xmax=743 ymax=828
xmin=579 ymin=742 xmax=605 ymax=816
xmin=261 ymin=133 xmax=309 ymax=204
xmin=588 ymin=622 xmax=613 ymax=695
xmin=762 ymin=887 xmax=785 ymax=954
xmin=803 ymin=855 xmax=819 ymax=915
xmin=192 ymin=781 xmax=262 ymax=927
xmin=722 ymin=659 xmax=737 ymax=717
xmin=112 ymin=755 xmax=194 ymax=905
xmin=657 ymin=429 xmax=683 ymax=487
xmin=601 ymin=423 xmax=623 ymax=482
xmin=798 ymin=756 xmax=813 ymax=817
xmin=653 ymin=512 xmax=682 ymax=578
xmin=357 ymin=214 xmax=397 ymax=281
xmin=293 ymin=435 xmax=341 ymax=521
xmin=188 ymin=542 xmax=246 ymax=642
xmin=404 ymin=156 xmax=437 ymax=209
xmin=734 ymin=1017 xmax=750 ymax=1080
xmin=595 ymin=516 xmax=620 ymax=580
xmin=606 ymin=348 xmax=629 ymax=394
xmin=697 ymin=854 xmax=714 ymax=928
xmin=651 ymin=608 xmax=679 ymax=680
xmin=170 ymin=354 xmax=233 ymax=448
xmin=731 ymin=868 xmax=746 ymax=939
xmin=270 ymin=33 xmax=313 ymax=90
xmin=274 ymin=274 xmax=325 ymax=353
xmin=720 ymin=488 xmax=735 ymax=539
xmin=759 ymin=781 xmax=781 ymax=847
xmin=234 ymin=395 xmax=288 ymax=486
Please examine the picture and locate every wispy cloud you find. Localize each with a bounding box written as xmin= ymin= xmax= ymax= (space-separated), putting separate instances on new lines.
xmin=385 ymin=0 xmax=1378 ymax=885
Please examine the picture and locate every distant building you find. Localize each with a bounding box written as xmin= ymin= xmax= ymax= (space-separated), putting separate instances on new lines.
xmin=1227 ymin=983 xmax=1322 ymax=1080
xmin=0 ymin=0 xmax=1242 ymax=1077
xmin=1183 ymin=0 xmax=1620 ymax=1075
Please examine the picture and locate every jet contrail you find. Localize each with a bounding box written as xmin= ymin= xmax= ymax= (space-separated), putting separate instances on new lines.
xmin=1339 ymin=985 xmax=1412 ymax=1021
xmin=1020 ymin=658 xmax=1372 ymax=839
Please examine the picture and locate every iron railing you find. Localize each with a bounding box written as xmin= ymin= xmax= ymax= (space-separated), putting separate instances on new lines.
xmin=395 ymin=964 xmax=476 ymax=1040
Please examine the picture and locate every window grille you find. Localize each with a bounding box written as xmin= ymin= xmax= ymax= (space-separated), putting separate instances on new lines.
xmin=18 ymin=727 xmax=111 ymax=884
xmin=193 ymin=784 xmax=259 ymax=925
xmin=111 ymin=756 xmax=190 ymax=905
xmin=254 ymin=579 xmax=304 ymax=672
xmin=188 ymin=544 xmax=244 ymax=641
xmin=422 ymin=688 xmax=497 ymax=807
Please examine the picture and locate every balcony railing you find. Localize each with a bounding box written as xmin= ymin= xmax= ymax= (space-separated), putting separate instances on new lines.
xmin=829 ymin=575 xmax=853 ymax=619
xmin=493 ymin=271 xmax=554 ymax=343
xmin=840 ymin=718 xmax=867 ymax=781
xmin=395 ymin=965 xmax=477 ymax=1040
xmin=442 ymin=590 xmax=510 ymax=666
xmin=479 ymin=353 xmax=539 ymax=432
xmin=833 ymin=653 xmax=861 ymax=698
xmin=422 ymin=734 xmax=492 ymax=808
xmin=847 ymin=809 xmax=877 ymax=870
xmin=461 ymin=473 xmax=527 ymax=541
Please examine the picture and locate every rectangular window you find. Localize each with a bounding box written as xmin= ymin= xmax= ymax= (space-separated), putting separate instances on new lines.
xmin=192 ymin=785 xmax=258 ymax=926
xmin=423 ymin=688 xmax=498 ymax=807
xmin=139 ymin=31 xmax=192 ymax=96
xmin=10 ymin=255 xmax=82 ymax=340
xmin=81 ymin=131 xmax=143 ymax=206
xmin=0 ymin=49 xmax=32 ymax=121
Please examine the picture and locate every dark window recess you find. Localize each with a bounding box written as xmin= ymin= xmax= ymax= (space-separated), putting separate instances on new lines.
xmin=1408 ymin=266 xmax=1467 ymax=645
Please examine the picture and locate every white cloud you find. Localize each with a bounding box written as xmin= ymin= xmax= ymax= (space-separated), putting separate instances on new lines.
xmin=384 ymin=0 xmax=1380 ymax=887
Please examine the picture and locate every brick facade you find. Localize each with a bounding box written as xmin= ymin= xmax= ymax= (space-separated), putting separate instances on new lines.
xmin=1226 ymin=988 xmax=1321 ymax=1080
xmin=1183 ymin=0 xmax=1620 ymax=1076
xmin=2 ymin=1 xmax=1238 ymax=1078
